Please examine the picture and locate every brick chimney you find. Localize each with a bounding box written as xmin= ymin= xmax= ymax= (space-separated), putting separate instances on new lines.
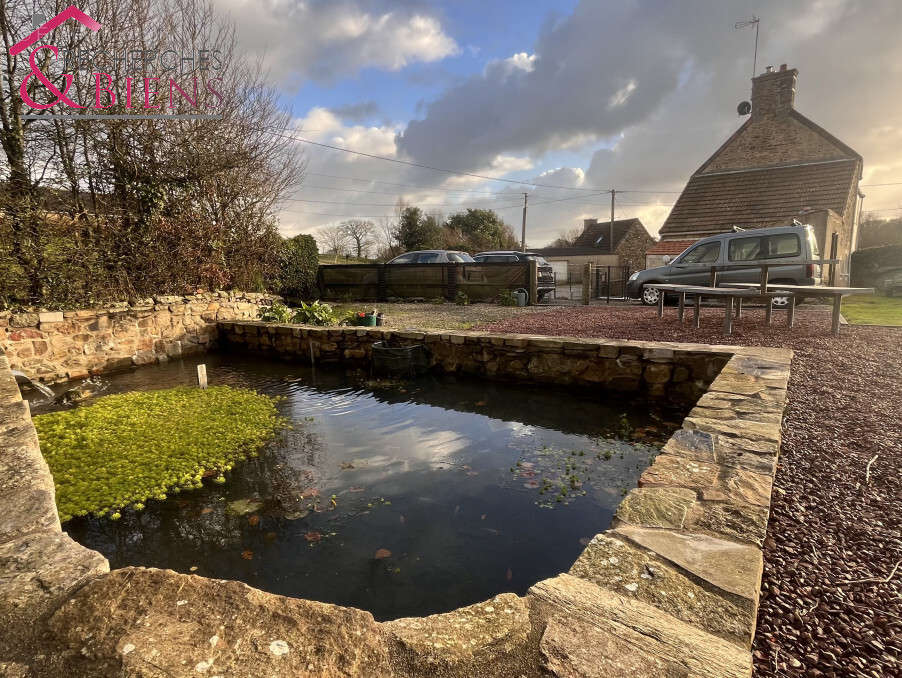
xmin=751 ymin=63 xmax=797 ymax=119
xmin=583 ymin=218 xmax=598 ymax=231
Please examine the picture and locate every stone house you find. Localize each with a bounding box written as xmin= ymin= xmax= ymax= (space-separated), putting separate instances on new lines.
xmin=652 ymin=64 xmax=863 ymax=282
xmin=535 ymin=217 xmax=654 ymax=283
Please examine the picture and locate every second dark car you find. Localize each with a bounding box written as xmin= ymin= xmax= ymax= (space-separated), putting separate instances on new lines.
xmin=473 ymin=250 xmax=556 ymax=301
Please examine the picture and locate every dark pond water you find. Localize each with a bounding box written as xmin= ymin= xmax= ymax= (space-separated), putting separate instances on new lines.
xmin=28 ymin=353 xmax=686 ymax=620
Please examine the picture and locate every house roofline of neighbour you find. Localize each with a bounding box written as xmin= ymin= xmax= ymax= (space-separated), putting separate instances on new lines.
xmin=693 ymin=157 xmax=858 ymax=178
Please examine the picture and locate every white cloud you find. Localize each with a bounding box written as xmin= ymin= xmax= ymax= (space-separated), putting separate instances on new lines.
xmin=608 ymin=80 xmax=637 ymax=109
xmin=221 ymin=0 xmax=458 ymax=84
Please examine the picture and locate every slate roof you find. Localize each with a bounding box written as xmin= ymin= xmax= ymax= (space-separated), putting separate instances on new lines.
xmin=658 ymin=158 xmax=859 ymax=239
xmin=572 ymin=218 xmax=642 ymax=253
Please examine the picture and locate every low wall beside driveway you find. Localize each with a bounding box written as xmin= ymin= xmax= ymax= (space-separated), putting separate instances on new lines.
xmin=217 ymin=322 xmax=732 ymax=405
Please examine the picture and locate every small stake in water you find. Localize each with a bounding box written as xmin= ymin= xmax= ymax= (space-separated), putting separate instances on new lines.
xmin=309 ymin=339 xmax=316 ymax=367
xmin=197 ymin=364 xmax=208 ymax=389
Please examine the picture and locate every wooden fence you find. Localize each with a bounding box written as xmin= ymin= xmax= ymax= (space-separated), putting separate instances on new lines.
xmin=318 ymin=262 xmax=536 ymax=302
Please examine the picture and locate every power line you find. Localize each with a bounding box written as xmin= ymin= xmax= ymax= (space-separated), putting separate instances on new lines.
xmin=267 ymin=127 xmax=613 ymax=192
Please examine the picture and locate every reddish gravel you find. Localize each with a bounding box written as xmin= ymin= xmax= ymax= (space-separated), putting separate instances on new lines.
xmin=478 ymin=304 xmax=902 ymax=678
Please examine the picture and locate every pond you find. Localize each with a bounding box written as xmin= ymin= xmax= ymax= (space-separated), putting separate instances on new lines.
xmin=28 ymin=354 xmax=686 ymax=621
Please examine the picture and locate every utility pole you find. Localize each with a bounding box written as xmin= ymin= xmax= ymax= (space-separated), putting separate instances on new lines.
xmin=520 ymin=192 xmax=528 ymax=252
xmin=609 ymin=189 xmax=616 ymax=253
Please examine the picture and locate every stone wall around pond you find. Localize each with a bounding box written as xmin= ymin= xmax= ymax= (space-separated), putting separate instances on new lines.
xmin=217 ymin=321 xmax=733 ymax=405
xmin=0 ymin=326 xmax=793 ymax=678
xmin=0 ymin=292 xmax=277 ymax=384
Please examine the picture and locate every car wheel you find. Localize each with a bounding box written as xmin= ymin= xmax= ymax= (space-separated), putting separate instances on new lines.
xmin=641 ymin=286 xmax=661 ymax=306
xmin=771 ymin=295 xmax=791 ymax=308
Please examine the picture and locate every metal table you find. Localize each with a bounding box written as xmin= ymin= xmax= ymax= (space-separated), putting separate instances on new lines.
xmin=645 ymin=284 xmax=787 ymax=335
xmin=721 ymin=284 xmax=874 ymax=335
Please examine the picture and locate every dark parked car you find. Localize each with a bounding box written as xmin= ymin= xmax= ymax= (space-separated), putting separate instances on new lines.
xmin=387 ymin=250 xmax=475 ymax=264
xmin=473 ymin=251 xmax=555 ymax=301
xmin=627 ymin=224 xmax=823 ymax=306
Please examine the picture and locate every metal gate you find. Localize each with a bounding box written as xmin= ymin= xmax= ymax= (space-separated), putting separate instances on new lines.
xmin=587 ymin=265 xmax=632 ymax=302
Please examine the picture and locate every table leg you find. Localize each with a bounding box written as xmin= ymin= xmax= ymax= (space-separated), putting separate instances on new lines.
xmin=787 ymin=295 xmax=796 ymax=329
xmin=657 ymin=290 xmax=664 ymax=318
xmin=694 ymin=295 xmax=702 ymax=328
xmin=678 ymin=293 xmax=685 ymax=323
xmin=736 ymin=297 xmax=743 ymax=319
xmin=765 ymin=298 xmax=773 ymax=325
xmin=723 ymin=297 xmax=734 ymax=335
xmin=832 ymin=295 xmax=842 ymax=336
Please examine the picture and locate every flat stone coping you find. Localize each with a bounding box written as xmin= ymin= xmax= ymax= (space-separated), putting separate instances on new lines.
xmin=0 ymin=330 xmax=792 ymax=677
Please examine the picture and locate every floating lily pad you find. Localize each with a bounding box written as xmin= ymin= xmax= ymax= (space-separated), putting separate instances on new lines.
xmin=227 ymin=498 xmax=263 ymax=516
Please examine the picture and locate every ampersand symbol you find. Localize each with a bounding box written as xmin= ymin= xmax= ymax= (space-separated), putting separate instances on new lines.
xmin=19 ymin=45 xmax=85 ymax=109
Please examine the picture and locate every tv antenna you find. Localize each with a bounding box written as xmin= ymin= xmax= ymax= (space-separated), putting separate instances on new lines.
xmin=734 ymin=16 xmax=760 ymax=78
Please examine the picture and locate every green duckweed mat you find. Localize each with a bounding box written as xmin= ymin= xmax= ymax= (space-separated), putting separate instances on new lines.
xmin=33 ymin=385 xmax=287 ymax=522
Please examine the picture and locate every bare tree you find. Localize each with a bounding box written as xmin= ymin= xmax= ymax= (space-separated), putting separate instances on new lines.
xmin=340 ymin=219 xmax=374 ymax=258
xmin=548 ymin=226 xmax=582 ymax=248
xmin=317 ymin=224 xmax=350 ymax=262
xmin=0 ymin=0 xmax=305 ymax=304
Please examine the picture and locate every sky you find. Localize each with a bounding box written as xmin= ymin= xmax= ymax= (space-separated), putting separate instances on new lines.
xmin=217 ymin=0 xmax=902 ymax=247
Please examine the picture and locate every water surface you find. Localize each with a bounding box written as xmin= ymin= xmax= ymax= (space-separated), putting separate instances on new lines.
xmin=29 ymin=354 xmax=685 ymax=620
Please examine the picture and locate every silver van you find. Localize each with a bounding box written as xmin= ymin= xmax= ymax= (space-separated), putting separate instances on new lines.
xmin=627 ymin=224 xmax=822 ymax=306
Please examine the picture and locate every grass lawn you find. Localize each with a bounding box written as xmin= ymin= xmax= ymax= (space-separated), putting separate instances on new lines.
xmin=841 ymin=294 xmax=902 ymax=326
xmin=331 ymin=301 xmax=554 ymax=330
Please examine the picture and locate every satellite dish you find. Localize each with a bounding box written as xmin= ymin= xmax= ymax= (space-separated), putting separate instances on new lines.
xmin=737 ymin=101 xmax=752 ymax=116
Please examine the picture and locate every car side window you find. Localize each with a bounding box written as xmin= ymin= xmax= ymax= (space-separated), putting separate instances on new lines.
xmin=416 ymin=253 xmax=442 ymax=263
xmin=764 ymin=234 xmax=801 ymax=258
xmin=681 ymin=241 xmax=721 ymax=264
xmin=391 ymin=253 xmax=415 ymax=264
xmin=728 ymin=236 xmax=761 ymax=262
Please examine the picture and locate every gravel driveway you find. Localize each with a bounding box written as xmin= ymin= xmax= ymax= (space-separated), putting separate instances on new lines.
xmin=477 ymin=304 xmax=901 ymax=678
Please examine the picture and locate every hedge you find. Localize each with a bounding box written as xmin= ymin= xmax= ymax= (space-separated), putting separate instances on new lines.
xmin=850 ymin=244 xmax=902 ymax=288
xmin=279 ymin=234 xmax=319 ymax=301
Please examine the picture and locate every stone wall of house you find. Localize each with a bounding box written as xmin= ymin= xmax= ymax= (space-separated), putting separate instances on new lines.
xmin=615 ymin=227 xmax=656 ymax=272
xmin=0 ymin=293 xmax=276 ymax=384
xmin=218 ymin=322 xmax=731 ymax=405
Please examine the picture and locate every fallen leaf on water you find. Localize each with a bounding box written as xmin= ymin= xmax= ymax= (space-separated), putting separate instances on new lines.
xmin=189 ymin=566 xmax=198 ymax=572
xmin=264 ymin=532 xmax=277 ymax=541
xmin=480 ymin=514 xmax=486 ymax=520
xmin=506 ymin=568 xmax=513 ymax=581
xmin=241 ymin=550 xmax=253 ymax=560
xmin=349 ymin=486 xmax=365 ymax=492
xmin=248 ymin=515 xmax=260 ymax=527
xmin=300 ymin=488 xmax=320 ymax=498
xmin=374 ymin=548 xmax=392 ymax=559
xmin=339 ymin=462 xmax=355 ymax=470
xmin=523 ymin=480 xmax=540 ymax=489
xmin=466 ymin=471 xmax=479 ymax=477
xmin=399 ymin=515 xmax=406 ymax=524
xmin=304 ymin=531 xmax=322 ymax=542
xmin=462 ymin=465 xmax=471 ymax=470
xmin=200 ymin=507 xmax=213 ymax=515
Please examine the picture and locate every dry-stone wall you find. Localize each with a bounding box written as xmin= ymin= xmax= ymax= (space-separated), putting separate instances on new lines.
xmin=0 ymin=292 xmax=275 ymax=383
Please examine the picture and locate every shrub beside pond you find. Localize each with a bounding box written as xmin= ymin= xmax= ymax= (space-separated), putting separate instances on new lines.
xmin=33 ymin=386 xmax=288 ymax=522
